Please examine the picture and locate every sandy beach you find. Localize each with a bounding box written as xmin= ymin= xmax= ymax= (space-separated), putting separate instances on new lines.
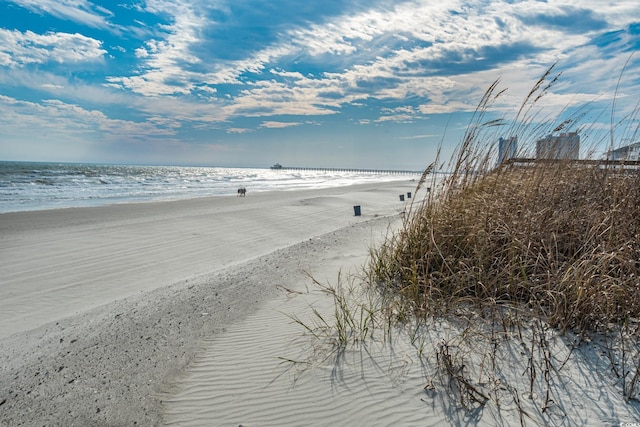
xmin=0 ymin=181 xmax=414 ymax=426
xmin=3 ymin=179 xmax=640 ymax=426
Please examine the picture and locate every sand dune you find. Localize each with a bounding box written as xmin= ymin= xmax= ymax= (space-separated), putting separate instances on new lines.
xmin=162 ymin=239 xmax=640 ymax=426
xmin=162 ymin=270 xmax=434 ymax=426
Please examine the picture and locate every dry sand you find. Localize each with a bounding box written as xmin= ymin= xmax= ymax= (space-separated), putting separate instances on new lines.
xmin=2 ymin=180 xmax=640 ymax=426
xmin=0 ymin=182 xmax=411 ymax=340
xmin=0 ymin=181 xmax=414 ymax=426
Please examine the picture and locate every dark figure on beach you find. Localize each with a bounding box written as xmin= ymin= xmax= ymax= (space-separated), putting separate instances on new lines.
xmin=237 ymin=187 xmax=246 ymax=197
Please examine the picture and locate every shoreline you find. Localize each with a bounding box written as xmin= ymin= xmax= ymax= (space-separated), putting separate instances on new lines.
xmin=0 ymin=181 xmax=415 ymax=425
xmin=0 ymin=160 xmax=422 ymax=214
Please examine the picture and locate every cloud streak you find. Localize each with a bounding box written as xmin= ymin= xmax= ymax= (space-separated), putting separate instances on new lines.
xmin=8 ymin=0 xmax=113 ymax=28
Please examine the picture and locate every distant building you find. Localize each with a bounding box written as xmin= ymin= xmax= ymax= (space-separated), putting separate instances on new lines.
xmin=536 ymin=132 xmax=580 ymax=160
xmin=606 ymin=142 xmax=640 ymax=161
xmin=497 ymin=136 xmax=517 ymax=165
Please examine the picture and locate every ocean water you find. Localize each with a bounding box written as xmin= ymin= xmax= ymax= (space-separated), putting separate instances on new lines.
xmin=0 ymin=161 xmax=421 ymax=213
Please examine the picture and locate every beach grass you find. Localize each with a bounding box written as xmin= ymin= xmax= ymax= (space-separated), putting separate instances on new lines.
xmin=371 ymin=63 xmax=640 ymax=330
xmin=292 ymin=64 xmax=640 ymax=423
xmin=374 ymin=161 xmax=640 ymax=332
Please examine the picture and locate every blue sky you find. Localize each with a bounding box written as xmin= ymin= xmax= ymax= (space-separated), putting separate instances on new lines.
xmin=0 ymin=0 xmax=639 ymax=169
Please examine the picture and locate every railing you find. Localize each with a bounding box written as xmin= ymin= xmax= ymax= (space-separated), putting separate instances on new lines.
xmin=501 ymin=158 xmax=640 ymax=169
xmin=270 ymin=166 xmax=423 ymax=175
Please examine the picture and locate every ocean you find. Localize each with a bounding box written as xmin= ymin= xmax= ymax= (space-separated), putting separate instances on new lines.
xmin=0 ymin=161 xmax=421 ymax=213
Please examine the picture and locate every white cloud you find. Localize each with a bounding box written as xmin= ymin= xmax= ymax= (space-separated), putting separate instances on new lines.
xmin=0 ymin=29 xmax=106 ymax=67
xmin=135 ymin=47 xmax=149 ymax=58
xmin=375 ymin=114 xmax=414 ymax=123
xmin=259 ymin=121 xmax=302 ymax=129
xmin=108 ymin=0 xmax=208 ymax=96
xmin=0 ymin=95 xmax=177 ymax=140
xmin=220 ymin=77 xmax=343 ymax=118
xmin=227 ymin=127 xmax=253 ymax=134
xmin=8 ymin=0 xmax=112 ymax=28
xmin=41 ymin=83 xmax=64 ymax=89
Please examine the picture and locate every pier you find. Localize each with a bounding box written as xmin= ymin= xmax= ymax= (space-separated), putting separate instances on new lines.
xmin=270 ymin=165 xmax=423 ymax=175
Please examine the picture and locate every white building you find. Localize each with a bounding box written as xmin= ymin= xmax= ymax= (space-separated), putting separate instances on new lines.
xmin=536 ymin=132 xmax=580 ymax=160
xmin=606 ymin=142 xmax=640 ymax=161
xmin=497 ymin=136 xmax=517 ymax=165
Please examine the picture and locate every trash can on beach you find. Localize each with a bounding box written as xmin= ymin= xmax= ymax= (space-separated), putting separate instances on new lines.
xmin=353 ymin=205 xmax=361 ymax=216
xmin=407 ymin=192 xmax=412 ymax=199
xmin=399 ymin=194 xmax=405 ymax=201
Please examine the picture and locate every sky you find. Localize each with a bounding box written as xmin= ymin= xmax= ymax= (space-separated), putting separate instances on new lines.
xmin=0 ymin=0 xmax=639 ymax=170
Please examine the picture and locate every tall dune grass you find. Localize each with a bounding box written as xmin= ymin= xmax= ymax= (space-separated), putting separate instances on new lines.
xmin=372 ymin=162 xmax=640 ymax=332
xmin=364 ymin=66 xmax=640 ymax=414
xmin=291 ymin=65 xmax=640 ymax=423
xmin=370 ymin=67 xmax=640 ymax=335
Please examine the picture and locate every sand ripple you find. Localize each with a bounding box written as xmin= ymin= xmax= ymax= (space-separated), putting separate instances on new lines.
xmin=163 ymin=287 xmax=434 ymax=426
